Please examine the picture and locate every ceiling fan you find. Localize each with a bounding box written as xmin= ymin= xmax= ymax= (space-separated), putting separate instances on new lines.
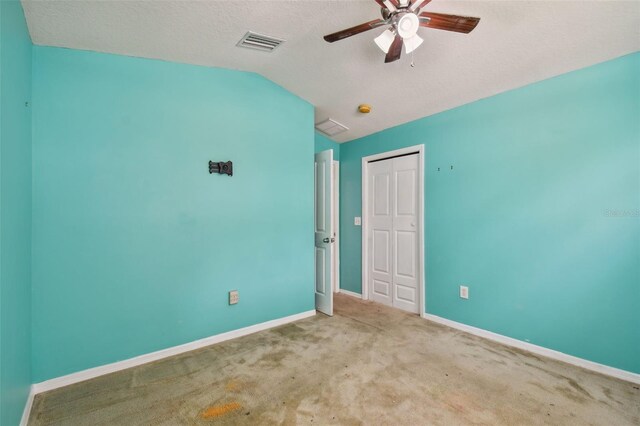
xmin=323 ymin=0 xmax=480 ymax=64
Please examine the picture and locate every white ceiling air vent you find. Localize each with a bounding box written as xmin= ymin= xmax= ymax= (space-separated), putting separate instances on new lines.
xmin=236 ymin=31 xmax=285 ymax=52
xmin=315 ymin=118 xmax=349 ymax=137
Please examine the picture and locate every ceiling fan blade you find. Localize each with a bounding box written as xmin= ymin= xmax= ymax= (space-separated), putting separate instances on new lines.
xmin=410 ymin=0 xmax=433 ymax=12
xmin=419 ymin=12 xmax=480 ymax=33
xmin=384 ymin=34 xmax=403 ymax=63
xmin=324 ymin=19 xmax=386 ymax=43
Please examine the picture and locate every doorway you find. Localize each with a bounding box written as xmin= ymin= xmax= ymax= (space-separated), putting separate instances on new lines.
xmin=362 ymin=145 xmax=424 ymax=315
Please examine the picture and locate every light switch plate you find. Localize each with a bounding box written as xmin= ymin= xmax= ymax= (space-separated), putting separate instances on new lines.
xmin=229 ymin=290 xmax=239 ymax=305
xmin=354 ymin=217 xmax=361 ymax=226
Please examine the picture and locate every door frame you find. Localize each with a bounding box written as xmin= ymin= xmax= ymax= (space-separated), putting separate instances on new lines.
xmin=361 ymin=144 xmax=425 ymax=315
xmin=333 ymin=160 xmax=340 ymax=293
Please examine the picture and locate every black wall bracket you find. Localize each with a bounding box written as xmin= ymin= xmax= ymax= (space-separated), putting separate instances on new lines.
xmin=209 ymin=161 xmax=233 ymax=176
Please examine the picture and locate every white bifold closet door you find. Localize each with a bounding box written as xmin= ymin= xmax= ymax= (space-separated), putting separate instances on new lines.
xmin=368 ymin=154 xmax=419 ymax=313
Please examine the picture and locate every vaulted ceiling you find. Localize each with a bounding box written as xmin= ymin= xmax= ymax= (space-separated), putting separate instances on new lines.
xmin=22 ymin=0 xmax=640 ymax=142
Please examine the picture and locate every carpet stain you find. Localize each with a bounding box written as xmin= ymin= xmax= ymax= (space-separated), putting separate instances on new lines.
xmin=225 ymin=380 xmax=241 ymax=392
xmin=566 ymin=377 xmax=593 ymax=400
xmin=201 ymin=401 xmax=242 ymax=419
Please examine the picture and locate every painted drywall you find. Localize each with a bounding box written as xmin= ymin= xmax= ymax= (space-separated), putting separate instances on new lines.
xmin=31 ymin=47 xmax=314 ymax=382
xmin=339 ymin=53 xmax=640 ymax=374
xmin=21 ymin=0 xmax=640 ymax=143
xmin=314 ymin=133 xmax=340 ymax=161
xmin=0 ymin=1 xmax=33 ymax=424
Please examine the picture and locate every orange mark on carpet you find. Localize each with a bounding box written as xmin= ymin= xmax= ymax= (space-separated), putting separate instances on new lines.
xmin=201 ymin=402 xmax=242 ymax=419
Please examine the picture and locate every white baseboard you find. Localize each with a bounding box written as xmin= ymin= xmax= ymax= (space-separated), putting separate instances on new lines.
xmin=19 ymin=385 xmax=35 ymax=426
xmin=32 ymin=310 xmax=316 ymax=395
xmin=422 ymin=313 xmax=640 ymax=385
xmin=339 ymin=289 xmax=362 ymax=299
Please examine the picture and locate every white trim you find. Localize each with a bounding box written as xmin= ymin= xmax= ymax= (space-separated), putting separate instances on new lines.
xmin=339 ymin=289 xmax=362 ymax=299
xmin=361 ymin=144 xmax=425 ymax=316
xmin=423 ymin=313 xmax=640 ymax=385
xmin=333 ymin=160 xmax=340 ymax=293
xmin=32 ymin=310 xmax=316 ymax=394
xmin=19 ymin=386 xmax=35 ymax=426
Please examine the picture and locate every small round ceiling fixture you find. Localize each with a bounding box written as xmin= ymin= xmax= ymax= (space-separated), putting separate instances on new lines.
xmin=358 ymin=104 xmax=372 ymax=114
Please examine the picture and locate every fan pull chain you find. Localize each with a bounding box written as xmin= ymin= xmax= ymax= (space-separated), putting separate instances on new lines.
xmin=411 ymin=51 xmax=415 ymax=67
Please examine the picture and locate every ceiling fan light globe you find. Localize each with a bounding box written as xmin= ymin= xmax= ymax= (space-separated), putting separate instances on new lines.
xmin=404 ymin=34 xmax=423 ymax=54
xmin=374 ymin=29 xmax=395 ymax=54
xmin=397 ymin=13 xmax=419 ymax=39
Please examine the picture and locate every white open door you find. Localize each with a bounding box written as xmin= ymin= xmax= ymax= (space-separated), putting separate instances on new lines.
xmin=314 ymin=149 xmax=334 ymax=316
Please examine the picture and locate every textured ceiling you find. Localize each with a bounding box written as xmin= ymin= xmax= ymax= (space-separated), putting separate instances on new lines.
xmin=22 ymin=0 xmax=640 ymax=142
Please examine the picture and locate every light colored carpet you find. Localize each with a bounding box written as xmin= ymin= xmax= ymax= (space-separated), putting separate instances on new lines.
xmin=29 ymin=294 xmax=640 ymax=425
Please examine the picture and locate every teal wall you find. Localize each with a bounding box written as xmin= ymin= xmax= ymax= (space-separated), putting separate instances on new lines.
xmin=31 ymin=47 xmax=314 ymax=382
xmin=339 ymin=53 xmax=640 ymax=374
xmin=314 ymin=132 xmax=341 ymax=160
xmin=0 ymin=1 xmax=33 ymax=424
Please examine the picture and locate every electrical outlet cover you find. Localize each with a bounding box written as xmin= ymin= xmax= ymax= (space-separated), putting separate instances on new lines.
xmin=459 ymin=286 xmax=469 ymax=299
